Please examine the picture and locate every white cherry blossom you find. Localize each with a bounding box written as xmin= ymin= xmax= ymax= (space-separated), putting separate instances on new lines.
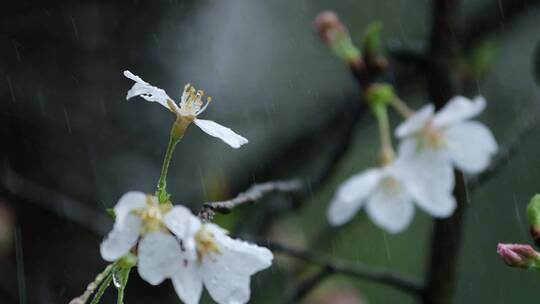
xmin=171 ymin=219 xmax=273 ymax=304
xmin=327 ymin=151 xmax=455 ymax=233
xmin=395 ymin=96 xmax=498 ymax=174
xmin=124 ymin=70 xmax=248 ymax=148
xmin=100 ymin=191 xmax=273 ymax=304
xmin=100 ymin=191 xmax=200 ymax=285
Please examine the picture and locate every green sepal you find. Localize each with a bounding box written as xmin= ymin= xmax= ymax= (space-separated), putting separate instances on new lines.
xmin=116 ymin=252 xmax=137 ymax=269
xmin=106 ymin=208 xmax=116 ymax=219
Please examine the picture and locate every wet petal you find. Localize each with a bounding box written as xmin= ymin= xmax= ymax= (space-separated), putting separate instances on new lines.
xmin=138 ymin=231 xmax=183 ymax=285
xmin=365 ymin=177 xmax=414 ymax=234
xmin=327 ymin=169 xmax=382 ymax=226
xmin=201 ymin=224 xmax=273 ymax=304
xmin=114 ymin=191 xmax=147 ymax=229
xmin=395 ymin=104 xmax=434 ymax=138
xmin=163 ymin=206 xmax=201 ymax=261
xmin=100 ymin=214 xmax=141 ymax=261
xmin=171 ymin=260 xmax=203 ymax=304
xmin=124 ymin=70 xmax=175 ymax=111
xmin=445 ymin=121 xmax=498 ymax=174
xmin=397 ymin=138 xmax=454 ymax=193
xmin=193 ymin=119 xmax=248 ymax=148
xmin=414 ymin=190 xmax=456 ymax=218
xmin=433 ymin=96 xmax=486 ymax=128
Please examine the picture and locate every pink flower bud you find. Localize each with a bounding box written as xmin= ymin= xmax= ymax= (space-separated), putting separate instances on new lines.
xmin=497 ymin=243 xmax=540 ymax=269
xmin=314 ymin=11 xmax=347 ymax=45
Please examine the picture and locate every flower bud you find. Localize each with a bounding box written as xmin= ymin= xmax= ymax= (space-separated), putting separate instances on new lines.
xmin=497 ymin=243 xmax=540 ymax=270
xmin=314 ymin=11 xmax=360 ymax=63
xmin=527 ymin=194 xmax=540 ymax=248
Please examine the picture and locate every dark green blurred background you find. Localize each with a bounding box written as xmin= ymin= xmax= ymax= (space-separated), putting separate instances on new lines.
xmin=1 ymin=0 xmax=540 ymax=303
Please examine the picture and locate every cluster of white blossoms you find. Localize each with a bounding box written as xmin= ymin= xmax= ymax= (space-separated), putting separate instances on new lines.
xmin=328 ymin=96 xmax=498 ymax=233
xmin=124 ymin=70 xmax=248 ymax=149
xmin=101 ymin=192 xmax=273 ymax=304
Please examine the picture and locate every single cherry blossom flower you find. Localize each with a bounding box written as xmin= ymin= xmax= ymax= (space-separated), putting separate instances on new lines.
xmin=171 ymin=219 xmax=273 ymax=304
xmin=327 ymin=151 xmax=455 ymax=233
xmin=395 ymin=96 xmax=498 ymax=174
xmin=100 ymin=191 xmax=200 ymax=285
xmin=124 ymin=70 xmax=248 ymax=148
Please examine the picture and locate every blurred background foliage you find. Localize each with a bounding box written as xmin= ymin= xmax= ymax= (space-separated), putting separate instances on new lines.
xmin=1 ymin=0 xmax=540 ymax=303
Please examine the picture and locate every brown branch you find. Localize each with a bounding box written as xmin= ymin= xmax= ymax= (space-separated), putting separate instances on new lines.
xmin=261 ymin=240 xmax=424 ymax=296
xmin=422 ymin=1 xmax=465 ymax=304
xmin=198 ymin=180 xmax=303 ymax=222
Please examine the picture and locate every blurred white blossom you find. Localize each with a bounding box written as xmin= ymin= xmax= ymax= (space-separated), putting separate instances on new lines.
xmin=124 ymin=71 xmax=248 ymax=148
xmin=100 ymin=191 xmax=273 ymax=304
xmin=395 ymin=96 xmax=498 ymax=174
xmin=327 ymin=152 xmax=455 ymax=233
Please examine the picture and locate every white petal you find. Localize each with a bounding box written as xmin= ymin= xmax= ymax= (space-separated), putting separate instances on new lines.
xmin=327 ymin=169 xmax=382 ymax=226
xmin=171 ymin=260 xmax=203 ymax=304
xmin=201 ymin=224 xmax=273 ymax=304
xmin=397 ymin=138 xmax=454 ymax=193
xmin=433 ymin=96 xmax=486 ymax=128
xmin=137 ymin=231 xmax=183 ymax=285
xmin=415 ymin=190 xmax=456 ymax=218
xmin=114 ymin=191 xmax=147 ymax=229
xmin=100 ymin=214 xmax=141 ymax=261
xmin=124 ymin=70 xmax=174 ymax=110
xmin=445 ymin=121 xmax=498 ymax=174
xmin=395 ymin=104 xmax=434 ymax=138
xmin=396 ymin=139 xmax=456 ymax=217
xmin=365 ymin=176 xmax=414 ymax=234
xmin=164 ymin=206 xmax=201 ymax=261
xmin=193 ymin=119 xmax=248 ymax=148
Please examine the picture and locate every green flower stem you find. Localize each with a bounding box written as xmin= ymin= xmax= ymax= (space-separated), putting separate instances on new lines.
xmin=116 ymin=267 xmax=132 ymax=304
xmin=156 ymin=116 xmax=192 ymax=204
xmin=156 ymin=134 xmax=179 ymax=204
xmin=391 ymin=97 xmax=414 ymax=118
xmin=373 ymin=103 xmax=394 ymax=165
xmin=73 ymin=263 xmax=115 ymax=304
xmin=89 ymin=271 xmax=113 ymax=304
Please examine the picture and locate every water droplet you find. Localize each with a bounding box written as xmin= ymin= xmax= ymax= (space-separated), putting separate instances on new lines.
xmin=112 ymin=269 xmax=122 ymax=288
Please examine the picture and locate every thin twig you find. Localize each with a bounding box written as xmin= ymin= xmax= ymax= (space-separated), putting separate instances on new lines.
xmin=198 ymin=180 xmax=303 ymax=222
xmin=469 ymin=107 xmax=540 ymax=191
xmin=262 ymin=239 xmax=424 ymax=295
xmin=285 ymin=266 xmax=334 ymax=304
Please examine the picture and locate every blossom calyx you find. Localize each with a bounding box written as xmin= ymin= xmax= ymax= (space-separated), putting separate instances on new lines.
xmin=366 ymin=84 xmax=395 ymax=110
